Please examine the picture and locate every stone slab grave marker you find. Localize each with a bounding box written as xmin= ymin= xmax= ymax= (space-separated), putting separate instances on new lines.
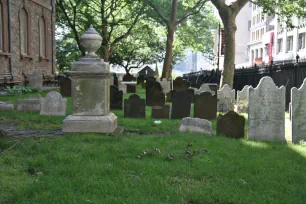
xmin=17 ymin=95 xmax=42 ymax=112
xmin=173 ymin=77 xmax=188 ymax=92
xmin=62 ymin=25 xmax=118 ymax=133
xmin=179 ymin=117 xmax=212 ymax=135
xmin=59 ymin=76 xmax=72 ymax=97
xmin=151 ymin=105 xmax=170 ymax=119
xmin=40 ymin=91 xmax=67 ymax=116
xmin=124 ymin=94 xmax=145 ymax=118
xmin=195 ymin=84 xmax=215 ymax=96
xmin=291 ymin=78 xmax=306 ymax=143
xmin=217 ymin=84 xmax=235 ymax=113
xmin=171 ymin=90 xmax=192 ymax=119
xmin=159 ymin=78 xmax=171 ymax=94
xmin=110 ymin=85 xmax=123 ymax=110
xmin=217 ymin=111 xmax=245 ymax=139
xmin=194 ymin=92 xmax=217 ymax=120
xmin=28 ymin=71 xmax=42 ymax=92
xmin=0 ymin=101 xmax=14 ymax=111
xmin=187 ymin=88 xmax=195 ymax=103
xmin=236 ymin=85 xmax=250 ymax=113
xmin=166 ymin=90 xmax=176 ymax=102
xmin=248 ymin=77 xmax=285 ymax=141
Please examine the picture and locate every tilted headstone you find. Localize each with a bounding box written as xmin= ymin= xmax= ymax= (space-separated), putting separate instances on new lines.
xmin=124 ymin=94 xmax=145 ymax=118
xmin=0 ymin=101 xmax=14 ymax=111
xmin=179 ymin=117 xmax=212 ymax=135
xmin=40 ymin=91 xmax=67 ymax=116
xmin=194 ymin=92 xmax=217 ymax=120
xmin=195 ymin=84 xmax=215 ymax=96
xmin=159 ymin=78 xmax=171 ymax=94
xmin=59 ymin=77 xmax=72 ymax=97
xmin=110 ymin=85 xmax=123 ymax=110
xmin=217 ymin=84 xmax=235 ymax=113
xmin=248 ymin=77 xmax=285 ymax=141
xmin=171 ymin=90 xmax=192 ymax=119
xmin=17 ymin=96 xmax=42 ymax=112
xmin=291 ymin=79 xmax=306 ymax=143
xmin=217 ymin=111 xmax=245 ymax=139
xmin=173 ymin=77 xmax=188 ymax=92
xmin=151 ymin=105 xmax=170 ymax=119
xmin=63 ymin=26 xmax=118 ymax=133
xmin=28 ymin=71 xmax=42 ymax=91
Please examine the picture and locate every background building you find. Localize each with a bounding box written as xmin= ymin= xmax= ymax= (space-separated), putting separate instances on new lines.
xmin=0 ymin=0 xmax=56 ymax=77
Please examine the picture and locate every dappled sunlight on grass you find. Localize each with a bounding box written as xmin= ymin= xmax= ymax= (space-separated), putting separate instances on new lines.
xmin=288 ymin=142 xmax=306 ymax=159
xmin=240 ymin=139 xmax=269 ymax=149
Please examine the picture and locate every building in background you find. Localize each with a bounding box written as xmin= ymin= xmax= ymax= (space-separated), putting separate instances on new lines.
xmin=213 ymin=2 xmax=252 ymax=69
xmin=0 ymin=0 xmax=56 ymax=77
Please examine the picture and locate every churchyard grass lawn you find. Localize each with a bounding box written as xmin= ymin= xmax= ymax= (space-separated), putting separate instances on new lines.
xmin=1 ymin=86 xmax=306 ymax=203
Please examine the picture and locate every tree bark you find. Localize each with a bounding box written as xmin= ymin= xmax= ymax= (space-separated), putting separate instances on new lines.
xmin=162 ymin=25 xmax=175 ymax=79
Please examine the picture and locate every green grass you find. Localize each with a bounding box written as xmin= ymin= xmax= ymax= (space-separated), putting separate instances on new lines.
xmin=1 ymin=86 xmax=306 ymax=203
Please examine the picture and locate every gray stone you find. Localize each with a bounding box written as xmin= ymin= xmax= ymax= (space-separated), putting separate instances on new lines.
xmin=217 ymin=84 xmax=235 ymax=113
xmin=179 ymin=117 xmax=212 ymax=135
xmin=248 ymin=77 xmax=286 ymax=141
xmin=291 ymin=79 xmax=306 ymax=143
xmin=195 ymin=84 xmax=215 ymax=96
xmin=159 ymin=78 xmax=171 ymax=94
xmin=119 ymin=84 xmax=127 ymax=94
xmin=62 ymin=26 xmax=117 ymax=133
xmin=28 ymin=72 xmax=42 ymax=92
xmin=40 ymin=91 xmax=67 ymax=116
xmin=0 ymin=101 xmax=14 ymax=111
xmin=17 ymin=99 xmax=41 ymax=112
xmin=237 ymin=85 xmax=250 ymax=101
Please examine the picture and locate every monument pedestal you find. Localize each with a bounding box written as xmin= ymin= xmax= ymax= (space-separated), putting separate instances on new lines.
xmin=63 ymin=113 xmax=117 ymax=133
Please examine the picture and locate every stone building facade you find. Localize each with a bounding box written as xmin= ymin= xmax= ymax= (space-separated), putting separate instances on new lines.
xmin=0 ymin=0 xmax=55 ymax=78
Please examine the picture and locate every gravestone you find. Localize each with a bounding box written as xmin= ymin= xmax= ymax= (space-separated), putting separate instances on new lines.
xmin=28 ymin=71 xmax=42 ymax=91
xmin=110 ymin=85 xmax=123 ymax=110
xmin=119 ymin=84 xmax=127 ymax=94
xmin=123 ymin=74 xmax=136 ymax=93
xmin=195 ymin=84 xmax=215 ymax=96
xmin=59 ymin=77 xmax=71 ymax=97
xmin=151 ymin=105 xmax=170 ymax=119
xmin=217 ymin=84 xmax=235 ymax=113
xmin=179 ymin=117 xmax=212 ymax=135
xmin=173 ymin=77 xmax=188 ymax=92
xmin=187 ymin=88 xmax=195 ymax=103
xmin=113 ymin=74 xmax=118 ymax=87
xmin=237 ymin=85 xmax=250 ymax=101
xmin=62 ymin=26 xmax=118 ymax=133
xmin=159 ymin=78 xmax=171 ymax=94
xmin=194 ymin=92 xmax=217 ymax=120
xmin=41 ymin=91 xmax=67 ymax=116
xmin=171 ymin=91 xmax=192 ymax=119
xmin=216 ymin=111 xmax=245 ymax=139
xmin=291 ymin=79 xmax=306 ymax=143
xmin=146 ymin=79 xmax=159 ymax=106
xmin=124 ymin=94 xmax=145 ymax=118
xmin=166 ymin=90 xmax=176 ymax=102
xmin=17 ymin=97 xmax=41 ymax=112
xmin=0 ymin=101 xmax=14 ymax=111
xmin=248 ymin=77 xmax=285 ymax=141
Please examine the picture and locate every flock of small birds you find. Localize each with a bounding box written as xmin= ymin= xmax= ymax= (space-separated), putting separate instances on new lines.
xmin=135 ymin=143 xmax=208 ymax=161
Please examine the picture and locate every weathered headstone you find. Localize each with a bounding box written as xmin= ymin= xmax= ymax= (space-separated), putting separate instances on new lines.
xmin=216 ymin=111 xmax=245 ymax=139
xmin=248 ymin=77 xmax=285 ymax=141
xmin=166 ymin=90 xmax=176 ymax=102
xmin=62 ymin=26 xmax=118 ymax=133
xmin=151 ymin=105 xmax=170 ymax=119
xmin=59 ymin=77 xmax=71 ymax=97
xmin=237 ymin=85 xmax=250 ymax=101
xmin=110 ymin=85 xmax=123 ymax=110
xmin=146 ymin=79 xmax=163 ymax=106
xmin=173 ymin=77 xmax=188 ymax=92
xmin=124 ymin=94 xmax=145 ymax=118
xmin=159 ymin=78 xmax=171 ymax=94
xmin=28 ymin=71 xmax=42 ymax=91
xmin=0 ymin=101 xmax=14 ymax=111
xmin=217 ymin=84 xmax=235 ymax=113
xmin=179 ymin=117 xmax=212 ymax=135
xmin=40 ymin=91 xmax=67 ymax=116
xmin=291 ymin=79 xmax=306 ymax=143
xmin=187 ymin=88 xmax=195 ymax=103
xmin=171 ymin=91 xmax=192 ymax=119
xmin=194 ymin=92 xmax=217 ymax=120
xmin=195 ymin=84 xmax=215 ymax=96
xmin=17 ymin=97 xmax=41 ymax=112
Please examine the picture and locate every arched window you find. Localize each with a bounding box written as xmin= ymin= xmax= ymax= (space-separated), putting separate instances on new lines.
xmin=0 ymin=2 xmax=3 ymax=51
xmin=39 ymin=17 xmax=46 ymax=57
xmin=20 ymin=8 xmax=28 ymax=55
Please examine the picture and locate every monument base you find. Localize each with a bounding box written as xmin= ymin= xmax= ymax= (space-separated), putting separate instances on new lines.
xmin=62 ymin=113 xmax=117 ymax=133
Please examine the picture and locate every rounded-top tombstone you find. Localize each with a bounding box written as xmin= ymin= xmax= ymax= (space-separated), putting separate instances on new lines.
xmin=62 ymin=25 xmax=118 ymax=133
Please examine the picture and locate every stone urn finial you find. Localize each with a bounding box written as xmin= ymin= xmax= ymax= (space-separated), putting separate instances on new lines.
xmin=80 ymin=25 xmax=102 ymax=58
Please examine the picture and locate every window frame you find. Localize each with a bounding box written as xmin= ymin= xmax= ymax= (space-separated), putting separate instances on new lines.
xmin=39 ymin=15 xmax=48 ymax=61
xmin=0 ymin=0 xmax=9 ymax=56
xmin=19 ymin=4 xmax=32 ymax=59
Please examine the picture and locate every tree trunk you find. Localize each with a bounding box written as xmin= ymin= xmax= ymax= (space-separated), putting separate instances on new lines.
xmin=101 ymin=46 xmax=111 ymax=62
xmin=162 ymin=25 xmax=175 ymax=79
xmin=220 ymin=17 xmax=237 ymax=88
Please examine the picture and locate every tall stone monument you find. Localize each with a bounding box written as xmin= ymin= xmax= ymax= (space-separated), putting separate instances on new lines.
xmin=62 ymin=26 xmax=117 ymax=133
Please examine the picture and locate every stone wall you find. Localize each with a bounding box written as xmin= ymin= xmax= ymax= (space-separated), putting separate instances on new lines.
xmin=0 ymin=0 xmax=55 ymax=79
